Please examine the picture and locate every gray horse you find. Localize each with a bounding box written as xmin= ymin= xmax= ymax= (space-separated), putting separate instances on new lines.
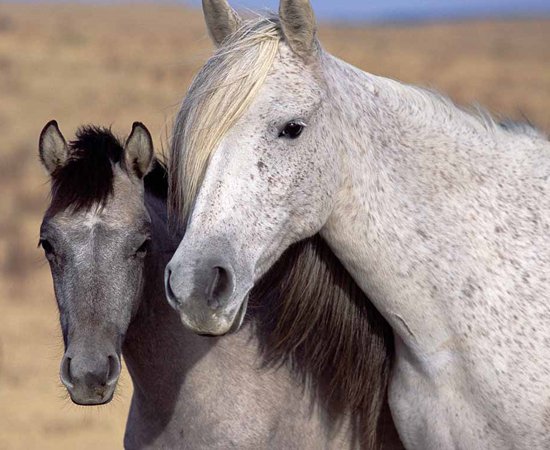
xmin=38 ymin=121 xmax=401 ymax=449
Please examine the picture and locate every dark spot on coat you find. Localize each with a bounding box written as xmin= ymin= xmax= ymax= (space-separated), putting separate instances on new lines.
xmin=416 ymin=229 xmax=429 ymax=240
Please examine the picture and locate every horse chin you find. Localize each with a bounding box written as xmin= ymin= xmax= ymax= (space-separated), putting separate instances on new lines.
xmin=180 ymin=295 xmax=249 ymax=337
xmin=228 ymin=294 xmax=249 ymax=334
xmin=68 ymin=387 xmax=116 ymax=406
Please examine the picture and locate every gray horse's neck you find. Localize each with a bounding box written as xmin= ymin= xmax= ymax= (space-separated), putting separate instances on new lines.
xmin=122 ymin=192 xmax=356 ymax=449
xmin=320 ymin=52 xmax=550 ymax=448
xmin=121 ymin=191 xmax=199 ymax=443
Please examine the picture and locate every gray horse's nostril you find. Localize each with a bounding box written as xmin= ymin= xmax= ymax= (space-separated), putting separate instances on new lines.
xmin=206 ymin=265 xmax=235 ymax=310
xmin=60 ymin=350 xmax=120 ymax=405
xmin=106 ymin=354 xmax=121 ymax=386
xmin=60 ymin=356 xmax=74 ymax=389
xmin=64 ymin=354 xmax=118 ymax=387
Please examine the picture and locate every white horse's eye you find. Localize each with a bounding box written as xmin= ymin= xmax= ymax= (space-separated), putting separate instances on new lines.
xmin=279 ymin=121 xmax=305 ymax=139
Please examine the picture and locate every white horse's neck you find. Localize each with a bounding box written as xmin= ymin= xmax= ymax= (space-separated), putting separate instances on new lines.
xmin=319 ymin=52 xmax=550 ymax=448
xmin=321 ymin=50 xmax=544 ymax=346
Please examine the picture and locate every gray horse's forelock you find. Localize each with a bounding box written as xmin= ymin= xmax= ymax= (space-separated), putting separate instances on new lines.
xmin=169 ymin=16 xmax=281 ymax=225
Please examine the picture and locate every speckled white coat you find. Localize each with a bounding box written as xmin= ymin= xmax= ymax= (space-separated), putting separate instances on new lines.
xmin=167 ymin=2 xmax=550 ymax=448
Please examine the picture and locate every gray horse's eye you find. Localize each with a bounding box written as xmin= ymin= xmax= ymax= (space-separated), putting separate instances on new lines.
xmin=279 ymin=121 xmax=305 ymax=139
xmin=39 ymin=238 xmax=54 ymax=255
xmin=134 ymin=238 xmax=151 ymax=258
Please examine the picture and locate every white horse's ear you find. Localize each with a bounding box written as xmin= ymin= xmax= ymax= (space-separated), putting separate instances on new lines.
xmin=125 ymin=122 xmax=154 ymax=179
xmin=203 ymin=0 xmax=241 ymax=47
xmin=279 ymin=0 xmax=317 ymax=60
xmin=39 ymin=120 xmax=69 ymax=175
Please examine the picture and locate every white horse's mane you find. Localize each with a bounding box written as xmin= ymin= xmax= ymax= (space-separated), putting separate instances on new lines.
xmin=170 ymin=17 xmax=281 ymax=222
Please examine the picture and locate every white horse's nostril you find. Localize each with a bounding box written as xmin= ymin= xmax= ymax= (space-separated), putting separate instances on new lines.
xmin=164 ymin=266 xmax=181 ymax=309
xmin=206 ymin=265 xmax=234 ymax=310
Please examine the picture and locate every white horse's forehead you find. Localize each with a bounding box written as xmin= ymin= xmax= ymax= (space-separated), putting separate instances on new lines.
xmin=261 ymin=44 xmax=324 ymax=102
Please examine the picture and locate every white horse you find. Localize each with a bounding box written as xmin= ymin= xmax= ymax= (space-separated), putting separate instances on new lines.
xmin=165 ymin=0 xmax=550 ymax=448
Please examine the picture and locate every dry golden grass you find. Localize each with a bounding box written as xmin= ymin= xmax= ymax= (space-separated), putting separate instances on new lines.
xmin=0 ymin=3 xmax=548 ymax=448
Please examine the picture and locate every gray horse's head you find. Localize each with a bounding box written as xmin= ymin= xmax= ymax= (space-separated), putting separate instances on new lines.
xmin=39 ymin=121 xmax=154 ymax=405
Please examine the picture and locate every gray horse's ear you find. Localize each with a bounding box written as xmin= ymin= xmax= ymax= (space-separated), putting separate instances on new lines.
xmin=203 ymin=0 xmax=241 ymax=47
xmin=39 ymin=120 xmax=69 ymax=175
xmin=279 ymin=0 xmax=317 ymax=60
xmin=125 ymin=122 xmax=154 ymax=179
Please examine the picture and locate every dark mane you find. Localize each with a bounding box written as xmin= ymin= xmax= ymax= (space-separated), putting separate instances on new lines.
xmin=250 ymin=235 xmax=395 ymax=449
xmin=144 ymin=159 xmax=168 ymax=200
xmin=49 ymin=126 xmax=123 ymax=215
xmin=48 ymin=125 xmax=167 ymax=215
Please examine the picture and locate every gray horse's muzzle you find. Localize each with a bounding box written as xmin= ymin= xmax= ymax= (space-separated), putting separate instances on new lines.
xmin=60 ymin=349 xmax=121 ymax=405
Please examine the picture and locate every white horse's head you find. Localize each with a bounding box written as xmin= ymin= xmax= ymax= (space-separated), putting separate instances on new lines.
xmin=166 ymin=0 xmax=344 ymax=335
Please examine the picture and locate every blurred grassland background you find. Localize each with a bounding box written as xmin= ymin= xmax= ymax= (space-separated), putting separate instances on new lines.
xmin=0 ymin=3 xmax=549 ymax=449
